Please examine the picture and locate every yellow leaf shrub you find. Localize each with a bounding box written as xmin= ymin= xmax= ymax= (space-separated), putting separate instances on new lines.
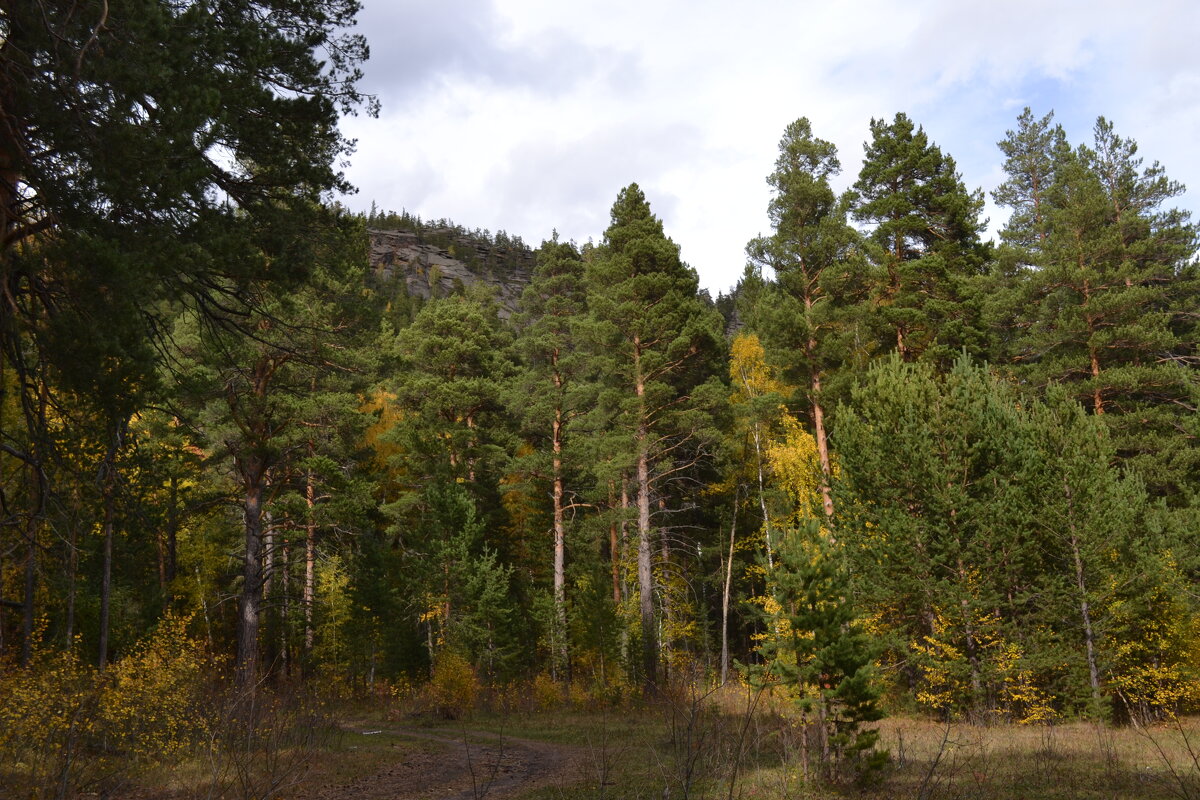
xmin=0 ymin=614 xmax=209 ymax=796
xmin=97 ymin=612 xmax=207 ymax=761
xmin=530 ymin=671 xmax=563 ymax=711
xmin=1106 ymin=560 xmax=1200 ymax=720
xmin=912 ymin=606 xmax=1055 ymax=723
xmin=424 ymin=651 xmax=479 ymax=719
xmin=0 ymin=642 xmax=96 ymax=793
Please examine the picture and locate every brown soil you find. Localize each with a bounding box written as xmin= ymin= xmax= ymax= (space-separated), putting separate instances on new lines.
xmin=298 ymin=726 xmax=587 ymax=800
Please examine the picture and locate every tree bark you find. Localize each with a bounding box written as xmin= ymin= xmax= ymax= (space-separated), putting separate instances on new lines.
xmin=98 ymin=489 xmax=114 ymax=670
xmin=236 ymin=465 xmax=266 ymax=690
xmin=634 ymin=336 xmax=657 ymax=695
xmin=280 ymin=533 xmax=290 ymax=677
xmin=720 ymin=510 xmax=737 ymax=685
xmin=304 ymin=466 xmax=316 ymax=658
xmin=637 ymin=440 xmax=656 ymax=694
xmin=802 ymin=293 xmax=834 ymax=519
xmin=552 ymin=404 xmax=568 ymax=682
xmin=751 ymin=421 xmax=773 ymax=570
xmin=21 ymin=499 xmax=36 ymax=667
xmin=1065 ymin=479 xmax=1102 ymax=704
xmin=608 ymin=481 xmax=621 ymax=605
xmin=98 ymin=415 xmax=129 ymax=670
xmin=65 ymin=509 xmax=78 ymax=646
xmin=659 ymin=500 xmax=671 ymax=685
xmin=166 ymin=472 xmax=178 ymax=585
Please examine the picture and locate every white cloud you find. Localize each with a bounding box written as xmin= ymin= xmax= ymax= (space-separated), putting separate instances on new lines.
xmin=342 ymin=1 xmax=1200 ymax=293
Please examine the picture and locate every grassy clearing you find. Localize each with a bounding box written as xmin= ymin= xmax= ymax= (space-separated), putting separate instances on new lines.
xmin=369 ymin=683 xmax=1200 ymax=800
xmin=102 ymin=685 xmax=1200 ymax=799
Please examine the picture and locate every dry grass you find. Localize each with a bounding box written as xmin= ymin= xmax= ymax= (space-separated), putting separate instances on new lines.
xmin=479 ymin=684 xmax=1200 ymax=800
xmin=120 ymin=683 xmax=1200 ymax=800
xmin=733 ymin=714 xmax=1200 ymax=800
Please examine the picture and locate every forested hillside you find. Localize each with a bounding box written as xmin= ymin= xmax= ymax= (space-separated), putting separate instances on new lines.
xmin=2 ymin=1 xmax=1199 ymax=796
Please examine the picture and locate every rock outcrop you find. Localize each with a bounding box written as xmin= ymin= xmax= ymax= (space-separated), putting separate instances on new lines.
xmin=368 ymin=228 xmax=534 ymax=318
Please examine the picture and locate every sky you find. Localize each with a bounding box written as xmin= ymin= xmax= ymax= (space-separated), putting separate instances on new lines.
xmin=338 ymin=0 xmax=1200 ymax=294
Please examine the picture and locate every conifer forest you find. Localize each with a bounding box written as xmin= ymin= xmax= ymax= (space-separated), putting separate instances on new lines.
xmin=2 ymin=2 xmax=1200 ymax=798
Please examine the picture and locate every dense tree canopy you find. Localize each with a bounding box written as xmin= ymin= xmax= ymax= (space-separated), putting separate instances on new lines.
xmin=2 ymin=76 xmax=1199 ymax=796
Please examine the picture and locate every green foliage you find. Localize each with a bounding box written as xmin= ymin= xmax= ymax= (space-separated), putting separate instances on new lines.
xmin=4 ymin=92 xmax=1200 ymax=757
xmin=753 ymin=522 xmax=885 ymax=780
xmin=584 ymin=183 xmax=727 ymax=691
xmin=387 ymin=290 xmax=515 ymax=490
xmin=747 ymin=117 xmax=869 ymax=407
xmin=832 ymin=354 xmax=1195 ymax=720
xmin=1006 ymin=116 xmax=1199 ymax=503
xmin=851 ymin=113 xmax=989 ymax=365
xmin=406 ymin=483 xmax=519 ymax=680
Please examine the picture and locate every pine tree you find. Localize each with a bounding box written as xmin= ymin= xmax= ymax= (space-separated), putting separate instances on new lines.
xmin=1015 ymin=118 xmax=1199 ymax=502
xmin=747 ymin=118 xmax=866 ymax=516
xmin=171 ymin=215 xmax=375 ymax=688
xmin=387 ymin=289 xmax=515 ymax=492
xmin=511 ymin=233 xmax=591 ymax=681
xmin=1025 ymin=387 xmax=1146 ymax=716
xmin=585 ymin=184 xmax=725 ymax=694
xmin=834 ymin=356 xmax=1041 ymax=715
xmin=993 ymin=108 xmax=1070 ymax=256
xmin=981 ymin=108 xmax=1071 ymax=364
xmin=0 ymin=0 xmax=372 ymax=663
xmin=851 ymin=113 xmax=988 ymax=364
xmin=0 ymin=0 xmax=373 ymax=462
xmin=754 ymin=522 xmax=883 ymax=780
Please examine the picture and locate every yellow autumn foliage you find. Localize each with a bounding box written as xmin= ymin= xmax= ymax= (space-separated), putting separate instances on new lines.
xmin=1106 ymin=558 xmax=1200 ymax=720
xmin=912 ymin=605 xmax=1055 ymax=724
xmin=425 ymin=651 xmax=480 ymax=719
xmin=0 ymin=614 xmax=210 ymax=795
xmin=729 ymin=333 xmax=789 ymax=404
xmin=764 ymin=414 xmax=823 ymax=523
xmin=97 ymin=612 xmax=207 ymax=760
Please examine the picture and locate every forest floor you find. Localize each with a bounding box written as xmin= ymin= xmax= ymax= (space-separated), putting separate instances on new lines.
xmin=110 ymin=690 xmax=1200 ymax=800
xmin=290 ymin=724 xmax=586 ymax=800
xmin=271 ymin=704 xmax=1200 ymax=800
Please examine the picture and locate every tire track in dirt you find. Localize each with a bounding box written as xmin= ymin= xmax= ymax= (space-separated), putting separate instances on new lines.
xmin=305 ymin=727 xmax=586 ymax=800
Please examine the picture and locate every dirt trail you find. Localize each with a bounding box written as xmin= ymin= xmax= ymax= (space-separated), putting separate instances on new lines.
xmin=304 ymin=726 xmax=587 ymax=800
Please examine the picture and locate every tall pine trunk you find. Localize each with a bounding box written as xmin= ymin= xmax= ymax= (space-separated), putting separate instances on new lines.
xmin=634 ymin=339 xmax=657 ymax=695
xmin=608 ymin=481 xmax=621 ymax=605
xmin=552 ymin=405 xmax=568 ymax=682
xmin=237 ymin=465 xmax=266 ymax=690
xmin=720 ymin=510 xmax=736 ymax=685
xmin=305 ymin=465 xmax=316 ymax=659
xmin=636 ymin=439 xmax=655 ymax=694
xmin=803 ymin=295 xmax=834 ymax=519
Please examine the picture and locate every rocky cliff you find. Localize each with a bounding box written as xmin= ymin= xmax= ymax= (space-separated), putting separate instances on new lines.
xmin=367 ymin=227 xmax=535 ymax=318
